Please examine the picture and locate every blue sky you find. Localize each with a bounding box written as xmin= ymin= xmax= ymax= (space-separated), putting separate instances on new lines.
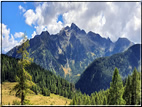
xmin=1 ymin=2 xmax=64 ymax=53
xmin=2 ymin=2 xmax=37 ymax=39
xmin=1 ymin=2 xmax=141 ymax=54
xmin=57 ymin=14 xmax=63 ymax=23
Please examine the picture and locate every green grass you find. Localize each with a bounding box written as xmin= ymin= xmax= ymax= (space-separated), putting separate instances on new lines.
xmin=2 ymin=82 xmax=72 ymax=105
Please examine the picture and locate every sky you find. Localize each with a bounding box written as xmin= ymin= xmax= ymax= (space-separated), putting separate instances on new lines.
xmin=1 ymin=1 xmax=141 ymax=54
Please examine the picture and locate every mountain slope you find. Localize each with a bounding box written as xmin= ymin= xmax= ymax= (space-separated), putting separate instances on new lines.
xmin=2 ymin=54 xmax=75 ymax=99
xmin=75 ymin=44 xmax=141 ymax=95
xmin=6 ymin=23 xmax=134 ymax=83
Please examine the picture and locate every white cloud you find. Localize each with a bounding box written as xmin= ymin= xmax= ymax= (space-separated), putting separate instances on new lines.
xmin=34 ymin=25 xmax=45 ymax=34
xmin=1 ymin=23 xmax=23 ymax=53
xmin=47 ymin=20 xmax=63 ymax=34
xmin=23 ymin=2 xmax=140 ymax=43
xmin=101 ymin=2 xmax=141 ymax=43
xmin=14 ymin=32 xmax=24 ymax=38
xmin=19 ymin=5 xmax=26 ymax=12
xmin=31 ymin=31 xmax=37 ymax=38
xmin=24 ymin=9 xmax=37 ymax=26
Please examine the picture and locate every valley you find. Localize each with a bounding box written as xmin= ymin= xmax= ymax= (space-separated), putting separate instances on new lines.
xmin=1 ymin=23 xmax=141 ymax=106
xmin=1 ymin=1 xmax=141 ymax=106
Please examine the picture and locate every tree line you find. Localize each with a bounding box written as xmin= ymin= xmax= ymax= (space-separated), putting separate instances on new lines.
xmin=2 ymin=34 xmax=140 ymax=105
xmin=2 ymin=54 xmax=141 ymax=105
xmin=70 ymin=67 xmax=141 ymax=105
xmin=2 ymin=54 xmax=75 ymax=99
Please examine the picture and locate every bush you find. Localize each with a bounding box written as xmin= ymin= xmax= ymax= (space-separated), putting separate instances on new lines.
xmin=12 ymin=100 xmax=21 ymax=105
xmin=23 ymin=99 xmax=32 ymax=105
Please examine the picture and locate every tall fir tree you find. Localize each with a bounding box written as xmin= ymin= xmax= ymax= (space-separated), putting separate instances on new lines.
xmin=131 ymin=68 xmax=140 ymax=105
xmin=108 ymin=68 xmax=126 ymax=105
xmin=123 ymin=75 xmax=132 ymax=105
xmin=103 ymin=96 xmax=107 ymax=105
xmin=10 ymin=34 xmax=34 ymax=105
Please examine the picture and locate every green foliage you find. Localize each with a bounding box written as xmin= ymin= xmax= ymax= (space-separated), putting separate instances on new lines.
xmin=2 ymin=54 xmax=19 ymax=82
xmin=70 ymin=89 xmax=109 ymax=105
xmin=23 ymin=99 xmax=32 ymax=105
xmin=76 ymin=44 xmax=140 ymax=95
xmin=123 ymin=68 xmax=140 ymax=105
xmin=70 ymin=68 xmax=141 ymax=105
xmin=108 ymin=68 xmax=126 ymax=105
xmin=31 ymin=85 xmax=40 ymax=95
xmin=42 ymin=87 xmax=50 ymax=96
xmin=103 ymin=96 xmax=107 ymax=105
xmin=131 ymin=68 xmax=140 ymax=105
xmin=2 ymin=45 xmax=141 ymax=106
xmin=12 ymin=100 xmax=21 ymax=105
xmin=2 ymin=56 xmax=75 ymax=99
xmin=2 ymin=53 xmax=141 ymax=105
xmin=123 ymin=75 xmax=132 ymax=104
xmin=10 ymin=34 xmax=34 ymax=105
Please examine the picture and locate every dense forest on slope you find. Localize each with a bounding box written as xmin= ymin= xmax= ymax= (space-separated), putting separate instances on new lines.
xmin=71 ymin=68 xmax=141 ymax=105
xmin=2 ymin=54 xmax=75 ymax=99
xmin=76 ymin=44 xmax=141 ymax=95
xmin=6 ymin=23 xmax=133 ymax=83
xmin=2 ymin=54 xmax=141 ymax=105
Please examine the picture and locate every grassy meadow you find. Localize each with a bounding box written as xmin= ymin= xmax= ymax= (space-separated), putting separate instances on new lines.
xmin=2 ymin=82 xmax=71 ymax=105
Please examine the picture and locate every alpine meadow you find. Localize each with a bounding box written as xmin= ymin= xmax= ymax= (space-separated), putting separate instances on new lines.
xmin=1 ymin=1 xmax=141 ymax=106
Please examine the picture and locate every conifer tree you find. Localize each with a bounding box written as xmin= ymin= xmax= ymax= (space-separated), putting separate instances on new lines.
xmin=10 ymin=34 xmax=34 ymax=105
xmin=123 ymin=75 xmax=132 ymax=105
xmin=108 ymin=68 xmax=126 ymax=105
xmin=90 ymin=93 xmax=96 ymax=105
xmin=103 ymin=96 xmax=107 ymax=105
xmin=131 ymin=68 xmax=140 ymax=105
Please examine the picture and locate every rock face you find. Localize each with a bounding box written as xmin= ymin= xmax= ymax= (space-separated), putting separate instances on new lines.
xmin=75 ymin=44 xmax=140 ymax=95
xmin=6 ymin=23 xmax=134 ymax=83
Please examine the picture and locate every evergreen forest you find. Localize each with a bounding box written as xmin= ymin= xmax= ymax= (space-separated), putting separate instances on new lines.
xmin=1 ymin=54 xmax=141 ymax=105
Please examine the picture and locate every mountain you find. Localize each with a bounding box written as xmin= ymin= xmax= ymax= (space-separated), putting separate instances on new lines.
xmin=75 ymin=44 xmax=141 ymax=95
xmin=6 ymin=23 xmax=134 ymax=83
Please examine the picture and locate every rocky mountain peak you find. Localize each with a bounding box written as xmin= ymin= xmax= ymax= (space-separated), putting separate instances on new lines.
xmin=107 ymin=37 xmax=112 ymax=43
xmin=117 ymin=37 xmax=129 ymax=41
xmin=115 ymin=37 xmax=133 ymax=46
xmin=71 ymin=23 xmax=80 ymax=31
xmin=6 ymin=22 xmax=134 ymax=83
xmin=40 ymin=31 xmax=50 ymax=36
xmin=87 ymin=31 xmax=96 ymax=36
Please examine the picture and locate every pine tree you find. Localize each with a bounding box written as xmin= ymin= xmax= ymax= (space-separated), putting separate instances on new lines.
xmin=131 ymin=68 xmax=140 ymax=105
xmin=123 ymin=75 xmax=132 ymax=105
xmin=90 ymin=93 xmax=96 ymax=105
xmin=72 ymin=98 xmax=76 ymax=105
xmin=10 ymin=34 xmax=34 ymax=105
xmin=103 ymin=96 xmax=107 ymax=105
xmin=108 ymin=68 xmax=126 ymax=105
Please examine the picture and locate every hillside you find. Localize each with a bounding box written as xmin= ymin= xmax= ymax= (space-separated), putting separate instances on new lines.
xmin=6 ymin=23 xmax=133 ymax=83
xmin=2 ymin=82 xmax=71 ymax=105
xmin=2 ymin=54 xmax=75 ymax=99
xmin=75 ymin=44 xmax=141 ymax=95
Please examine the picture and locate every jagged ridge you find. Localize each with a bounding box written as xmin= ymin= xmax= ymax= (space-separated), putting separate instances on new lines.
xmin=6 ymin=23 xmax=134 ymax=83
